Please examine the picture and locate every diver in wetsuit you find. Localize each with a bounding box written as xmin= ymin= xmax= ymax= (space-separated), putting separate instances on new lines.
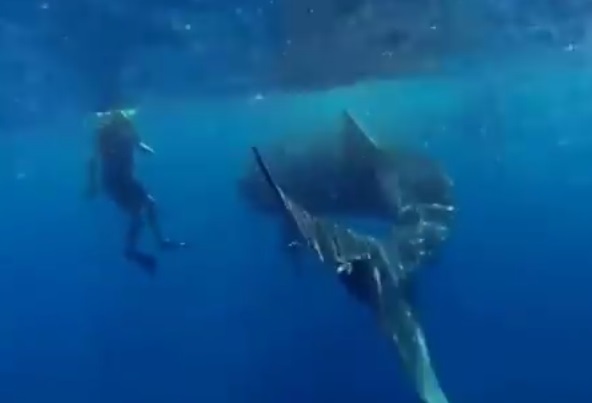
xmin=85 ymin=110 xmax=185 ymax=272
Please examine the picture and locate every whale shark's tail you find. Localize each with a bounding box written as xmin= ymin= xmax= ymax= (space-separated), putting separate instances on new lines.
xmin=251 ymin=147 xmax=451 ymax=403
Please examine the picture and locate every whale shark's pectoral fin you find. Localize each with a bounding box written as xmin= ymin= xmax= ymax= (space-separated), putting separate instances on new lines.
xmin=252 ymin=145 xmax=380 ymax=269
xmin=251 ymin=146 xmax=333 ymax=258
xmin=251 ymin=146 xmax=309 ymax=263
xmin=251 ymin=147 xmax=290 ymax=215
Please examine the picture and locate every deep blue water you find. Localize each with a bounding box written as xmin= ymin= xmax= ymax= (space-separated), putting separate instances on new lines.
xmin=1 ymin=65 xmax=592 ymax=403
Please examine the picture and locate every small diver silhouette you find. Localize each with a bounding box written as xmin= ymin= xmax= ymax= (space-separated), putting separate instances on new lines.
xmin=85 ymin=108 xmax=186 ymax=273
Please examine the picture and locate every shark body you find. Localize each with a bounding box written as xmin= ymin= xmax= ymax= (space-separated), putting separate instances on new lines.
xmin=250 ymin=146 xmax=452 ymax=403
xmin=239 ymin=111 xmax=455 ymax=272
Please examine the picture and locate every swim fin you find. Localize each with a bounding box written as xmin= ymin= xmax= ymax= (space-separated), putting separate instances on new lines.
xmin=125 ymin=250 xmax=157 ymax=274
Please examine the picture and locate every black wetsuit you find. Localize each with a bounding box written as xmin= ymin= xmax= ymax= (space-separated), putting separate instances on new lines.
xmin=93 ymin=117 xmax=185 ymax=272
xmin=98 ymin=121 xmax=148 ymax=214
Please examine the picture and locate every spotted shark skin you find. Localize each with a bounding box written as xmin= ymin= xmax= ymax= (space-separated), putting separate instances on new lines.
xmin=250 ymin=146 xmax=452 ymax=403
xmin=239 ymin=110 xmax=455 ymax=275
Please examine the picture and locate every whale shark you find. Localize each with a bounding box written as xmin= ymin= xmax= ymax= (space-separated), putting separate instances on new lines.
xmin=239 ymin=110 xmax=455 ymax=271
xmin=250 ymin=146 xmax=452 ymax=403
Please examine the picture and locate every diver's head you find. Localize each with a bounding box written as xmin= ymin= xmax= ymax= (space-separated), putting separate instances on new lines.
xmin=95 ymin=108 xmax=137 ymax=129
xmin=110 ymin=110 xmax=131 ymax=125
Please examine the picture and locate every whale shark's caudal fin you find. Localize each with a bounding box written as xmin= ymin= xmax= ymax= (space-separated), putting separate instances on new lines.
xmin=251 ymin=146 xmax=451 ymax=403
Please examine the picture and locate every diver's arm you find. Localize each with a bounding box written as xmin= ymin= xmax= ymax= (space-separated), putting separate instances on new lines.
xmin=132 ymin=128 xmax=155 ymax=155
xmin=138 ymin=141 xmax=155 ymax=155
xmin=125 ymin=123 xmax=155 ymax=155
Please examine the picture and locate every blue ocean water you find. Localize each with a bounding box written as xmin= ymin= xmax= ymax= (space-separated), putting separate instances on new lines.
xmin=1 ymin=25 xmax=592 ymax=403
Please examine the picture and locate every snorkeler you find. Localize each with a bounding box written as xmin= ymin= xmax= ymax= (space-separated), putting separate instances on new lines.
xmin=85 ymin=109 xmax=186 ymax=273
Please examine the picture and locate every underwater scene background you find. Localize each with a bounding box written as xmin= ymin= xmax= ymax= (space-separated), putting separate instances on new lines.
xmin=1 ymin=1 xmax=592 ymax=403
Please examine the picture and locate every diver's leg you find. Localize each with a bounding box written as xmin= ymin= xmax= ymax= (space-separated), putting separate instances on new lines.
xmin=106 ymin=177 xmax=157 ymax=272
xmin=145 ymin=195 xmax=165 ymax=245
xmin=145 ymin=195 xmax=186 ymax=250
xmin=125 ymin=212 xmax=143 ymax=255
xmin=124 ymin=212 xmax=157 ymax=273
